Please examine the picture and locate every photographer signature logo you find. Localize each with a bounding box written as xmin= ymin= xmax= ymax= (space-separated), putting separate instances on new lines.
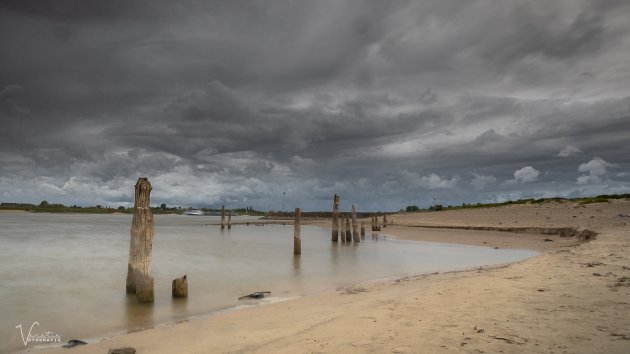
xmin=15 ymin=322 xmax=61 ymax=346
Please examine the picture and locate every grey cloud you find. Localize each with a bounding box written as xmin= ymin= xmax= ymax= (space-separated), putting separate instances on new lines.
xmin=577 ymin=157 xmax=617 ymax=184
xmin=1 ymin=0 xmax=629 ymax=210
xmin=512 ymin=166 xmax=540 ymax=183
xmin=557 ymin=145 xmax=583 ymax=157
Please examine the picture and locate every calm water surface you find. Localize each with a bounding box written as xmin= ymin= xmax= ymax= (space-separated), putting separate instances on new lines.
xmin=0 ymin=213 xmax=537 ymax=352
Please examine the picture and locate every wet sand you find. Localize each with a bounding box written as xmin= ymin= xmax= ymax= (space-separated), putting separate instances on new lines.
xmin=43 ymin=199 xmax=630 ymax=354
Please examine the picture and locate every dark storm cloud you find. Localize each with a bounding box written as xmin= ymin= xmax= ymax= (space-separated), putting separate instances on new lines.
xmin=1 ymin=0 xmax=629 ymax=210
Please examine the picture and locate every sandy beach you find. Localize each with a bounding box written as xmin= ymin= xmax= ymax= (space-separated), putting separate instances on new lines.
xmin=43 ymin=199 xmax=630 ymax=354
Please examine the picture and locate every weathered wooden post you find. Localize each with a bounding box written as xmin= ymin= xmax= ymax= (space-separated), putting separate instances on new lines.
xmin=371 ymin=216 xmax=376 ymax=231
xmin=126 ymin=177 xmax=155 ymax=303
xmin=383 ymin=214 xmax=387 ymax=228
xmin=294 ymin=208 xmax=301 ymax=255
xmin=339 ymin=215 xmax=345 ymax=243
xmin=220 ymin=205 xmax=225 ymax=229
xmin=360 ymin=221 xmax=365 ymax=239
xmin=331 ymin=194 xmax=340 ymax=242
xmin=227 ymin=210 xmax=232 ymax=229
xmin=172 ymin=275 xmax=188 ymax=298
xmin=351 ymin=205 xmax=360 ymax=243
xmin=345 ymin=217 xmax=352 ymax=243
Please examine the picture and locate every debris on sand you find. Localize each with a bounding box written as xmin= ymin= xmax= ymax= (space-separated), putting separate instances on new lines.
xmin=238 ymin=291 xmax=271 ymax=300
xmin=62 ymin=339 xmax=87 ymax=348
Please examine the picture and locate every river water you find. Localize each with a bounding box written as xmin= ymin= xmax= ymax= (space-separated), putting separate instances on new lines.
xmin=0 ymin=213 xmax=537 ymax=353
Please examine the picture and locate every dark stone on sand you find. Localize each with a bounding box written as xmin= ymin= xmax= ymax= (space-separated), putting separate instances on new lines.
xmin=108 ymin=348 xmax=136 ymax=354
xmin=238 ymin=291 xmax=271 ymax=300
xmin=593 ymin=273 xmax=602 ymax=276
xmin=544 ymin=238 xmax=553 ymax=242
xmin=62 ymin=339 xmax=87 ymax=348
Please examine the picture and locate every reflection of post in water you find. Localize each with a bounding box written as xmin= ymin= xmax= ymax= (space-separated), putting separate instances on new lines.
xmin=329 ymin=241 xmax=340 ymax=274
xmin=170 ymin=291 xmax=189 ymax=319
xmin=292 ymin=254 xmax=301 ymax=276
xmin=124 ymin=293 xmax=155 ymax=330
xmin=360 ymin=221 xmax=365 ymax=240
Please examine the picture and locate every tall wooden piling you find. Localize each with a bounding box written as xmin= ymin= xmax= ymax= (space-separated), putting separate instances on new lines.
xmin=294 ymin=208 xmax=301 ymax=255
xmin=331 ymin=194 xmax=340 ymax=242
xmin=351 ymin=205 xmax=360 ymax=242
xmin=126 ymin=177 xmax=155 ymax=303
xmin=227 ymin=210 xmax=232 ymax=229
xmin=220 ymin=205 xmax=225 ymax=229
xmin=383 ymin=214 xmax=387 ymax=228
xmin=345 ymin=218 xmax=352 ymax=243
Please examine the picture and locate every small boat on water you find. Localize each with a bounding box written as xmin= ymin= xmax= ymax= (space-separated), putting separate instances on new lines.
xmin=185 ymin=209 xmax=204 ymax=216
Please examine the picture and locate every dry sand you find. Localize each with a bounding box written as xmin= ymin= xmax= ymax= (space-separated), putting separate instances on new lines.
xmin=44 ymin=200 xmax=630 ymax=354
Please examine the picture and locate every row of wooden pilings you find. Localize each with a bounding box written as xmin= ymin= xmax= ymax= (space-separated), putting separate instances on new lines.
xmin=331 ymin=193 xmax=390 ymax=242
xmin=125 ymin=178 xmax=391 ymax=303
xmin=220 ymin=205 xmax=232 ymax=229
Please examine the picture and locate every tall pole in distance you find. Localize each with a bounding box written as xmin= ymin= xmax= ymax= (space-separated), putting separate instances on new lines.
xmin=294 ymin=208 xmax=301 ymax=255
xmin=331 ymin=194 xmax=340 ymax=242
xmin=220 ymin=205 xmax=225 ymax=229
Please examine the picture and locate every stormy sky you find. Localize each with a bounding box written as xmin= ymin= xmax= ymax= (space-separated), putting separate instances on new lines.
xmin=1 ymin=0 xmax=629 ymax=211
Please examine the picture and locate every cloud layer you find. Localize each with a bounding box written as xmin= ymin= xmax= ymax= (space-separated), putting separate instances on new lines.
xmin=1 ymin=0 xmax=629 ymax=210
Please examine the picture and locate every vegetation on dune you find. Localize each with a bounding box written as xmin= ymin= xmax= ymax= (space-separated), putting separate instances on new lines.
xmin=402 ymin=194 xmax=629 ymax=213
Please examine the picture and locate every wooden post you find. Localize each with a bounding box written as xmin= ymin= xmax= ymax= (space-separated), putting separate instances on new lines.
xmin=331 ymin=194 xmax=339 ymax=242
xmin=383 ymin=214 xmax=387 ymax=228
xmin=126 ymin=177 xmax=155 ymax=303
xmin=220 ymin=205 xmax=225 ymax=229
xmin=340 ymin=215 xmax=345 ymax=243
xmin=136 ymin=276 xmax=154 ymax=303
xmin=345 ymin=217 xmax=352 ymax=243
xmin=371 ymin=216 xmax=376 ymax=231
xmin=351 ymin=205 xmax=360 ymax=243
xmin=172 ymin=275 xmax=188 ymax=298
xmin=227 ymin=210 xmax=232 ymax=229
xmin=360 ymin=221 xmax=365 ymax=239
xmin=294 ymin=208 xmax=301 ymax=255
